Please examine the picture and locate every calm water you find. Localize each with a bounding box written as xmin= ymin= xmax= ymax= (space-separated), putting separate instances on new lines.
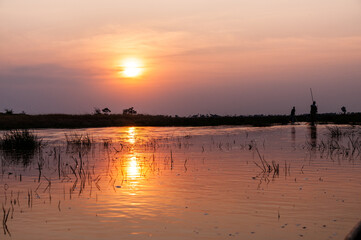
xmin=1 ymin=125 xmax=360 ymax=239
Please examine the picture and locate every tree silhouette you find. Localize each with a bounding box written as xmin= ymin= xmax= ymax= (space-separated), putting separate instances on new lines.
xmin=102 ymin=108 xmax=111 ymax=114
xmin=123 ymin=107 xmax=137 ymax=115
xmin=93 ymin=108 xmax=101 ymax=115
xmin=341 ymin=106 xmax=347 ymax=115
xmin=4 ymin=109 xmax=13 ymax=115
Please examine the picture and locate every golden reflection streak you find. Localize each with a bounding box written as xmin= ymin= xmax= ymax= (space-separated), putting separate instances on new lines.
xmin=126 ymin=155 xmax=140 ymax=180
xmin=123 ymin=127 xmax=141 ymax=189
xmin=127 ymin=127 xmax=136 ymax=144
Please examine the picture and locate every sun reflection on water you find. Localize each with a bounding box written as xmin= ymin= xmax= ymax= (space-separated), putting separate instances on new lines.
xmin=126 ymin=155 xmax=140 ymax=180
xmin=123 ymin=127 xmax=141 ymax=189
xmin=127 ymin=127 xmax=136 ymax=144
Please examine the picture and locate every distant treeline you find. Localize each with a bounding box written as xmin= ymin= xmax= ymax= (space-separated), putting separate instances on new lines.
xmin=0 ymin=112 xmax=360 ymax=130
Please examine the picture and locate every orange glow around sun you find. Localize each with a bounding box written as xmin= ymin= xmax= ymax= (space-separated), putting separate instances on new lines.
xmin=120 ymin=58 xmax=143 ymax=78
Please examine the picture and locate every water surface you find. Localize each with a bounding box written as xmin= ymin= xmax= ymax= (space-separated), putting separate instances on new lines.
xmin=1 ymin=125 xmax=360 ymax=239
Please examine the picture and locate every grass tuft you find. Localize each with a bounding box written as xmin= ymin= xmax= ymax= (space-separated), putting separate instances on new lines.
xmin=0 ymin=130 xmax=42 ymax=150
xmin=65 ymin=133 xmax=93 ymax=147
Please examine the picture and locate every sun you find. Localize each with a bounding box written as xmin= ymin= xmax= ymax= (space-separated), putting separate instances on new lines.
xmin=121 ymin=58 xmax=143 ymax=78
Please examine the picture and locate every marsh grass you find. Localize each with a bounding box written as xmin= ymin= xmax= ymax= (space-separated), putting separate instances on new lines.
xmin=0 ymin=130 xmax=42 ymax=165
xmin=102 ymin=138 xmax=112 ymax=148
xmin=307 ymin=126 xmax=361 ymax=160
xmin=0 ymin=130 xmax=42 ymax=150
xmin=326 ymin=126 xmax=343 ymax=138
xmin=65 ymin=133 xmax=93 ymax=147
xmin=254 ymin=147 xmax=280 ymax=174
xmin=326 ymin=126 xmax=361 ymax=139
xmin=2 ymin=206 xmax=11 ymax=236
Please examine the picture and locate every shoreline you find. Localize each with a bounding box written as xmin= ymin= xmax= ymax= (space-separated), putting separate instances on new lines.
xmin=0 ymin=113 xmax=360 ymax=130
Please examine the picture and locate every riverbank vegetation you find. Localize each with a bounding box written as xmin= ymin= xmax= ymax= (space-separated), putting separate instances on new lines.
xmin=0 ymin=112 xmax=360 ymax=130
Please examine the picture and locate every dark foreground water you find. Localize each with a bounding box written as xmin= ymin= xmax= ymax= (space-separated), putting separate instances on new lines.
xmin=0 ymin=124 xmax=360 ymax=239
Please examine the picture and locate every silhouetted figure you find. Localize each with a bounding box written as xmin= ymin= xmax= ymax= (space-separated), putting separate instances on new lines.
xmin=290 ymin=106 xmax=296 ymax=124
xmin=310 ymin=101 xmax=317 ymax=126
xmin=341 ymin=106 xmax=347 ymax=115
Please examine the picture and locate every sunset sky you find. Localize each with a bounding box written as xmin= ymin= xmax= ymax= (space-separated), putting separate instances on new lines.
xmin=1 ymin=0 xmax=360 ymax=115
